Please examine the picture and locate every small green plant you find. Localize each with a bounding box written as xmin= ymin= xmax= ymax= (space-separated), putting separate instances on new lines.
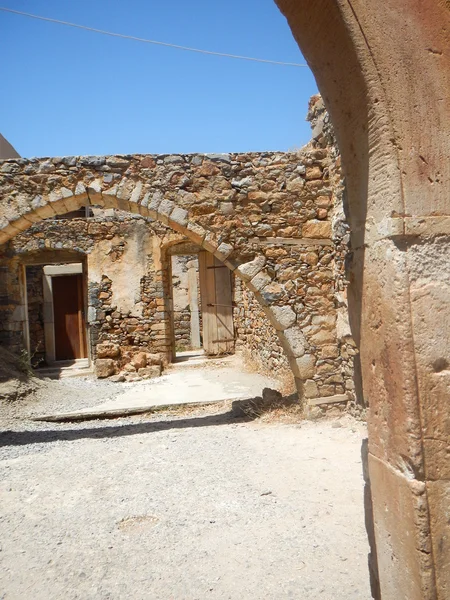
xmin=18 ymin=349 xmax=34 ymax=376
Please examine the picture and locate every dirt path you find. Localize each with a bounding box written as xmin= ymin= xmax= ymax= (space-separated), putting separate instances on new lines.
xmin=0 ymin=404 xmax=371 ymax=600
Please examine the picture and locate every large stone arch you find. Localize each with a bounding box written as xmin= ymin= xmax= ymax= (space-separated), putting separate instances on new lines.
xmin=0 ymin=176 xmax=326 ymax=400
xmin=275 ymin=2 xmax=450 ymax=599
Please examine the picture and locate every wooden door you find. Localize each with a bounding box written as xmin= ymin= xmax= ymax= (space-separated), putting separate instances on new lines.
xmin=198 ymin=251 xmax=234 ymax=355
xmin=52 ymin=274 xmax=87 ymax=360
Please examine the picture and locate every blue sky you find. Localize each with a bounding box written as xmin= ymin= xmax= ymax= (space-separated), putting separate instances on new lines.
xmin=0 ymin=1 xmax=318 ymax=157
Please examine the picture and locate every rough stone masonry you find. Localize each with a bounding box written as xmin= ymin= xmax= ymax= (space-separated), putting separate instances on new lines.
xmin=0 ymin=96 xmax=359 ymax=407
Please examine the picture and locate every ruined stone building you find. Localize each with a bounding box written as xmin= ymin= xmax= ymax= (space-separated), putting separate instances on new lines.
xmin=2 ymin=1 xmax=449 ymax=595
xmin=0 ymin=97 xmax=359 ymax=407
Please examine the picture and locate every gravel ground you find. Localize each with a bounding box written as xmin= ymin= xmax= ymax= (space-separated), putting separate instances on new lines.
xmin=0 ymin=354 xmax=280 ymax=424
xmin=0 ymin=394 xmax=371 ymax=600
xmin=0 ymin=376 xmax=120 ymax=427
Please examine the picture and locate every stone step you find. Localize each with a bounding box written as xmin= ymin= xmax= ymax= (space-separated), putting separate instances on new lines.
xmin=35 ymin=359 xmax=93 ymax=379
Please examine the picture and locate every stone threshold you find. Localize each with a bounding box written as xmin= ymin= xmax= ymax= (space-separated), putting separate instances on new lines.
xmin=307 ymin=394 xmax=349 ymax=406
xmin=34 ymin=358 xmax=93 ymax=379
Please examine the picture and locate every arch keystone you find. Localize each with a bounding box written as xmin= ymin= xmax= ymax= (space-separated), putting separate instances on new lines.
xmin=102 ymin=185 xmax=119 ymax=208
xmin=74 ymin=182 xmax=88 ymax=202
xmin=86 ymin=179 xmax=103 ymax=204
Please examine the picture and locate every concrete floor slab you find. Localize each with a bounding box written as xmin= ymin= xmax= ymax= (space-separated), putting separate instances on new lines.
xmin=35 ymin=355 xmax=279 ymax=421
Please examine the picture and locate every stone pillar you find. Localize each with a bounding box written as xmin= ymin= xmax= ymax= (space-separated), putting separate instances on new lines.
xmin=275 ymin=0 xmax=450 ymax=596
xmin=358 ymin=224 xmax=450 ymax=599
xmin=357 ymin=231 xmax=449 ymax=600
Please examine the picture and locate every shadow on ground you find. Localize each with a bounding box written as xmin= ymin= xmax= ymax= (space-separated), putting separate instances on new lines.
xmin=0 ymin=402 xmax=255 ymax=448
xmin=0 ymin=392 xmax=301 ymax=448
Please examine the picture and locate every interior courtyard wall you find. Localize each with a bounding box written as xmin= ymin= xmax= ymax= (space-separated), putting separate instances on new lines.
xmin=1 ymin=215 xmax=176 ymax=374
xmin=24 ymin=264 xmax=45 ymax=366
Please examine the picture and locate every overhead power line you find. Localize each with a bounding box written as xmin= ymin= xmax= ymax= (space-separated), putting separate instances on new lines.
xmin=0 ymin=7 xmax=308 ymax=68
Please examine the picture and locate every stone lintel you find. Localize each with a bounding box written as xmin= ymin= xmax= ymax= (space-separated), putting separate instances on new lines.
xmin=43 ymin=263 xmax=83 ymax=276
xmin=252 ymin=237 xmax=333 ymax=246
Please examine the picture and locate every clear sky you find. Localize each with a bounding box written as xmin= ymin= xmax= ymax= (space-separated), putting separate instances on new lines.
xmin=0 ymin=1 xmax=318 ymax=158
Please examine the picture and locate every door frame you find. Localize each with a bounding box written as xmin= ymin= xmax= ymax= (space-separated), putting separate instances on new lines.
xmin=166 ymin=242 xmax=203 ymax=360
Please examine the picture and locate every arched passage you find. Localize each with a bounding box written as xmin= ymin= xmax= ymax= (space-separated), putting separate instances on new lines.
xmin=1 ymin=2 xmax=449 ymax=595
xmin=1 ymin=184 xmax=338 ymax=400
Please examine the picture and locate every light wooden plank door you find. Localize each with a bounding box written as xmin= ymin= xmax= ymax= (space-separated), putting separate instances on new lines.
xmin=198 ymin=251 xmax=235 ymax=355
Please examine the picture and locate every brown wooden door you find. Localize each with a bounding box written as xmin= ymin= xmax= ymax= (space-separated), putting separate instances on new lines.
xmin=52 ymin=274 xmax=87 ymax=360
xmin=198 ymin=251 xmax=234 ymax=355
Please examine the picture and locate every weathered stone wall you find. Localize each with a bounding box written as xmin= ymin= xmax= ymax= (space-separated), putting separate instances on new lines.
xmin=24 ymin=265 xmax=45 ymax=366
xmin=234 ymin=277 xmax=292 ymax=376
xmin=230 ymin=96 xmax=357 ymax=403
xmin=0 ymin=214 xmax=174 ymax=376
xmin=0 ymin=253 xmax=27 ymax=355
xmin=0 ymin=99 xmax=358 ymax=403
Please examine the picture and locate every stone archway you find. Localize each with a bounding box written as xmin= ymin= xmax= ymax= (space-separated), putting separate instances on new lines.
xmin=0 ymin=146 xmax=351 ymax=408
xmin=0 ymin=182 xmax=329 ymax=398
xmin=275 ymin=2 xmax=450 ymax=599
